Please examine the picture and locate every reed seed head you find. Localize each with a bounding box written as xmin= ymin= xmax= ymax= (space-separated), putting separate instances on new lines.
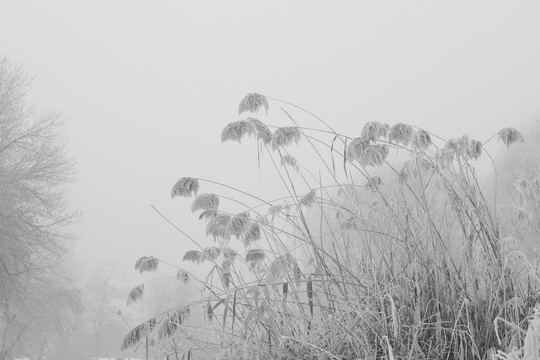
xmin=272 ymin=127 xmax=301 ymax=150
xmin=238 ymin=93 xmax=269 ymax=115
xmin=171 ymin=177 xmax=199 ymax=198
xmin=389 ymin=123 xmax=413 ymax=146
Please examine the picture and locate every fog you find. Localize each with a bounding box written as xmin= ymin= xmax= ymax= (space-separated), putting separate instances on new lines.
xmin=1 ymin=1 xmax=539 ymax=272
xmin=2 ymin=1 xmax=540 ymax=358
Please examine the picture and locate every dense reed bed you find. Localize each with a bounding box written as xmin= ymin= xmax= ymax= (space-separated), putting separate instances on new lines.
xmin=121 ymin=94 xmax=539 ymax=360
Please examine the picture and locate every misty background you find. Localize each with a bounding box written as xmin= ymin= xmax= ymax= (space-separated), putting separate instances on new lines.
xmin=1 ymin=1 xmax=540 ymax=358
xmin=2 ymin=2 xmax=540 ymax=272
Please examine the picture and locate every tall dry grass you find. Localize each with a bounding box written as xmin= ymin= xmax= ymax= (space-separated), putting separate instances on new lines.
xmin=121 ymin=94 xmax=540 ymax=360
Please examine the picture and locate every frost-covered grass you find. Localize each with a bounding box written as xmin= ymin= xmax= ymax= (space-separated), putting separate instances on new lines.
xmin=122 ymin=94 xmax=539 ymax=360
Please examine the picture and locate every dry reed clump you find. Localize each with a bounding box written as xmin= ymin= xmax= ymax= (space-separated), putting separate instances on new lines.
xmin=122 ymin=93 xmax=540 ymax=360
xmin=127 ymin=284 xmax=145 ymax=305
xmin=280 ymin=154 xmax=299 ymax=172
xmin=134 ymin=256 xmax=159 ymax=273
xmin=272 ymin=126 xmax=302 ymax=150
xmin=242 ymin=222 xmax=261 ymax=246
xmin=389 ymin=123 xmax=413 ymax=146
xmin=411 ymin=129 xmax=431 ymax=151
xmin=221 ymin=118 xmax=274 ymax=145
xmin=498 ymin=127 xmax=524 ymax=148
xmin=362 ymin=121 xmax=390 ymax=141
xmin=171 ymin=177 xmax=199 ymax=198
xmin=191 ymin=193 xmax=220 ymax=212
xmin=238 ymin=93 xmax=270 ymax=115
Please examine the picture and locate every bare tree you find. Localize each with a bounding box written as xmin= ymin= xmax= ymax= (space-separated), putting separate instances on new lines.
xmin=84 ymin=261 xmax=126 ymax=356
xmin=5 ymin=272 xmax=82 ymax=360
xmin=0 ymin=58 xmax=75 ymax=360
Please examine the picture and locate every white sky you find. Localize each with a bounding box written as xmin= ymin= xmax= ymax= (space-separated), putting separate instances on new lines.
xmin=1 ymin=1 xmax=540 ymax=277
